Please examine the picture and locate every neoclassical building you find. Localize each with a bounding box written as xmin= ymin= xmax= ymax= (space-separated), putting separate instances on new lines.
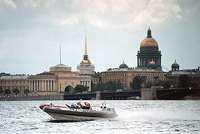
xmin=0 ymin=74 xmax=29 ymax=95
xmin=137 ymin=27 xmax=162 ymax=70
xmin=29 ymin=63 xmax=80 ymax=95
xmin=101 ymin=61 xmax=166 ymax=90
xmin=29 ymin=72 xmax=57 ymax=95
xmin=50 ymin=64 xmax=80 ymax=93
xmin=166 ymin=61 xmax=200 ymax=88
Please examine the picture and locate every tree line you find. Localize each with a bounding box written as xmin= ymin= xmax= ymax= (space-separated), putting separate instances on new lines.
xmin=0 ymin=88 xmax=30 ymax=97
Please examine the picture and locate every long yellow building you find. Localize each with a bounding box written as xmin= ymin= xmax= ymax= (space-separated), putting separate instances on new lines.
xmin=101 ymin=61 xmax=166 ymax=90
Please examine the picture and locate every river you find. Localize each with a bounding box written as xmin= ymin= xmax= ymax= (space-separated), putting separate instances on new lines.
xmin=0 ymin=100 xmax=200 ymax=134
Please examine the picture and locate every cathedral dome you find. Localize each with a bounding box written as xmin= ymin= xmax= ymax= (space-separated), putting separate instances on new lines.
xmin=140 ymin=38 xmax=158 ymax=48
xmin=119 ymin=61 xmax=128 ymax=69
xmin=140 ymin=27 xmax=158 ymax=48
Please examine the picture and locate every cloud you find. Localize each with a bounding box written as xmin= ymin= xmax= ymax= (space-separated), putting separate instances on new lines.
xmin=133 ymin=0 xmax=182 ymax=26
xmin=0 ymin=0 xmax=182 ymax=29
xmin=0 ymin=0 xmax=16 ymax=9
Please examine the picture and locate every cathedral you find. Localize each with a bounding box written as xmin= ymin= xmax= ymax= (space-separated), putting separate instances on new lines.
xmin=137 ymin=27 xmax=162 ymax=70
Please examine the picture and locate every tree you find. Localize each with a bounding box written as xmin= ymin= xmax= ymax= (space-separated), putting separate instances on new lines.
xmin=13 ymin=88 xmax=20 ymax=96
xmin=4 ymin=89 xmax=11 ymax=97
xmin=178 ymin=75 xmax=191 ymax=88
xmin=95 ymin=83 xmax=105 ymax=92
xmin=24 ymin=89 xmax=30 ymax=96
xmin=74 ymin=85 xmax=88 ymax=93
xmin=93 ymin=81 xmax=123 ymax=92
xmin=130 ymin=76 xmax=145 ymax=90
xmin=0 ymin=88 xmax=4 ymax=96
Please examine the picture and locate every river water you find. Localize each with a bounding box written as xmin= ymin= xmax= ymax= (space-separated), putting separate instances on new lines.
xmin=0 ymin=100 xmax=200 ymax=134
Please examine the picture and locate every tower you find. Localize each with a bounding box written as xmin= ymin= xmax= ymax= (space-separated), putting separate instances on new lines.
xmin=77 ymin=31 xmax=95 ymax=91
xmin=77 ymin=31 xmax=95 ymax=75
xmin=137 ymin=27 xmax=162 ymax=70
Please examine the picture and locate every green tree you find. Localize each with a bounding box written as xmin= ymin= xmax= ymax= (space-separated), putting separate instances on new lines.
xmin=4 ymin=89 xmax=11 ymax=97
xmin=130 ymin=76 xmax=145 ymax=90
xmin=74 ymin=85 xmax=88 ymax=93
xmin=24 ymin=89 xmax=30 ymax=96
xmin=13 ymin=88 xmax=20 ymax=96
xmin=178 ymin=75 xmax=191 ymax=88
xmin=93 ymin=81 xmax=123 ymax=92
xmin=0 ymin=88 xmax=4 ymax=96
xmin=94 ymin=83 xmax=105 ymax=92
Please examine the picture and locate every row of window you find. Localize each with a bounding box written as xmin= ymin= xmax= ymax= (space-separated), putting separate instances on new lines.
xmin=0 ymin=81 xmax=28 ymax=84
xmin=0 ymin=86 xmax=28 ymax=90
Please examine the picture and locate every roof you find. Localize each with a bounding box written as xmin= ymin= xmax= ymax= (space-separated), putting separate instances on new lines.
xmin=140 ymin=37 xmax=158 ymax=47
xmin=50 ymin=64 xmax=71 ymax=72
xmin=38 ymin=72 xmax=55 ymax=75
xmin=0 ymin=75 xmax=28 ymax=80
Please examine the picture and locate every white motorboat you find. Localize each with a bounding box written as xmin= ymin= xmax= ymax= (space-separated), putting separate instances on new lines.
xmin=39 ymin=103 xmax=117 ymax=121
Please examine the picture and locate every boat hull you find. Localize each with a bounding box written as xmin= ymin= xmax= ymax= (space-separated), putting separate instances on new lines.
xmin=43 ymin=106 xmax=117 ymax=121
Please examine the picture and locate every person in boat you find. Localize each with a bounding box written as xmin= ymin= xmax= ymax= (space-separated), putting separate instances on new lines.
xmin=71 ymin=103 xmax=76 ymax=109
xmin=81 ymin=102 xmax=91 ymax=109
xmin=76 ymin=102 xmax=82 ymax=109
xmin=101 ymin=102 xmax=107 ymax=110
xmin=66 ymin=103 xmax=76 ymax=109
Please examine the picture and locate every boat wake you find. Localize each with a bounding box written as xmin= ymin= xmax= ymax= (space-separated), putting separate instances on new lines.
xmin=116 ymin=109 xmax=200 ymax=122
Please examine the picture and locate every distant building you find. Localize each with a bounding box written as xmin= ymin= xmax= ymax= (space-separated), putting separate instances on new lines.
xmin=101 ymin=61 xmax=166 ymax=90
xmin=166 ymin=61 xmax=200 ymax=88
xmin=49 ymin=63 xmax=80 ymax=93
xmin=29 ymin=72 xmax=57 ymax=95
xmin=137 ymin=27 xmax=162 ymax=70
xmin=0 ymin=74 xmax=29 ymax=95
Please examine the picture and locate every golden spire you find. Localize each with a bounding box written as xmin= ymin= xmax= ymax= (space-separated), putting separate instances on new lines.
xmin=84 ymin=30 xmax=88 ymax=56
xmin=147 ymin=25 xmax=152 ymax=38
xmin=81 ymin=30 xmax=91 ymax=64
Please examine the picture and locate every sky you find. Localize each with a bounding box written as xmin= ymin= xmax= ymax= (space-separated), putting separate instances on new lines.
xmin=0 ymin=0 xmax=200 ymax=74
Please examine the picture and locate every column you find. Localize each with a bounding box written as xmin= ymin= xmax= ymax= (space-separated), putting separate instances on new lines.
xmin=44 ymin=80 xmax=46 ymax=91
xmin=49 ymin=80 xmax=52 ymax=91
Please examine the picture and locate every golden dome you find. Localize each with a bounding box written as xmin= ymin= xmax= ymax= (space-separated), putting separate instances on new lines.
xmin=140 ymin=27 xmax=158 ymax=48
xmin=140 ymin=37 xmax=158 ymax=47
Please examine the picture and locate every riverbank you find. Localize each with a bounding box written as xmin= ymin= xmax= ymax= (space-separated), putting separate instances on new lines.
xmin=0 ymin=94 xmax=64 ymax=101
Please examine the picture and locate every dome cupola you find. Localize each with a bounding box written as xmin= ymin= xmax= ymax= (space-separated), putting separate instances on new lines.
xmin=119 ymin=60 xmax=128 ymax=69
xmin=171 ymin=60 xmax=179 ymax=71
xmin=140 ymin=27 xmax=158 ymax=48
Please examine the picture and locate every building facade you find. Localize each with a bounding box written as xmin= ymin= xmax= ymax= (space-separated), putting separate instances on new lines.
xmin=29 ymin=72 xmax=57 ymax=95
xmin=166 ymin=61 xmax=200 ymax=88
xmin=49 ymin=64 xmax=80 ymax=93
xmin=101 ymin=61 xmax=166 ymax=90
xmin=0 ymin=74 xmax=29 ymax=95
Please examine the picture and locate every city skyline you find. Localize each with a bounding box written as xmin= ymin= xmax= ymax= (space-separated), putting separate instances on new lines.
xmin=0 ymin=0 xmax=200 ymax=74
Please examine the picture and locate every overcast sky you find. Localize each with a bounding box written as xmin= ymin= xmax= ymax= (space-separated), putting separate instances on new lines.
xmin=0 ymin=0 xmax=200 ymax=74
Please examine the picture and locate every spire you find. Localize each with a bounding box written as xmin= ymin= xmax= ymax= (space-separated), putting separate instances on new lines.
xmin=81 ymin=30 xmax=91 ymax=64
xmin=147 ymin=26 xmax=152 ymax=38
xmin=84 ymin=30 xmax=88 ymax=56
xmin=60 ymin=42 xmax=62 ymax=64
